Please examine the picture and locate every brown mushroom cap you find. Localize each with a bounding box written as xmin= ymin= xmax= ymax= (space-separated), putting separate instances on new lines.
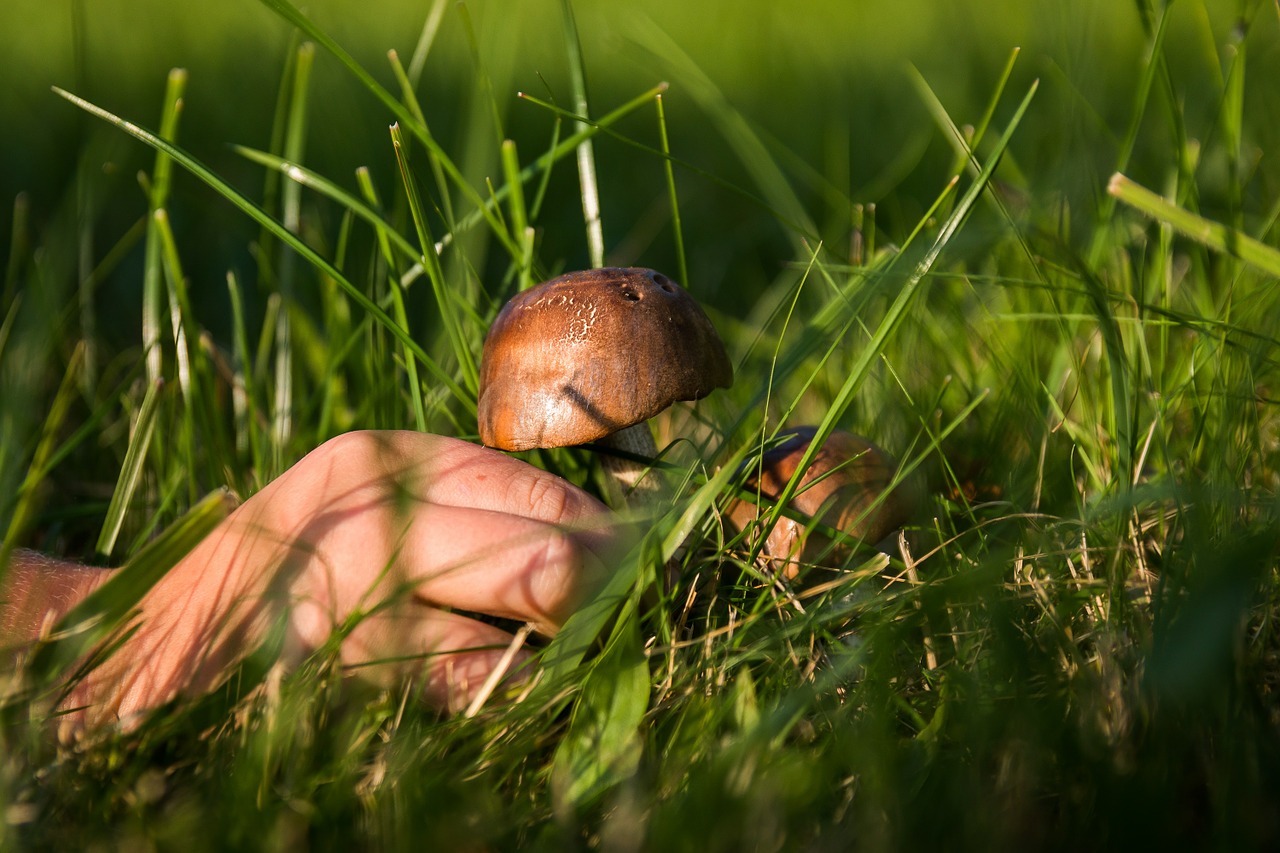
xmin=728 ymin=426 xmax=921 ymax=576
xmin=477 ymin=268 xmax=733 ymax=451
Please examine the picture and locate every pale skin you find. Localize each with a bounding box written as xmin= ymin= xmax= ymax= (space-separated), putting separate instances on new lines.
xmin=1 ymin=431 xmax=630 ymax=735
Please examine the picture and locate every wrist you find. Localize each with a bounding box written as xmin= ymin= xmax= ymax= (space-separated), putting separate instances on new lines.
xmin=1 ymin=550 xmax=111 ymax=645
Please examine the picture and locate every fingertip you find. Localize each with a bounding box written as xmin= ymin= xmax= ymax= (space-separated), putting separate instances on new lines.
xmin=420 ymin=644 xmax=536 ymax=715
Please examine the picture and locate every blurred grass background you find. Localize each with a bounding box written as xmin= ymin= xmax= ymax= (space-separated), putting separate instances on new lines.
xmin=5 ymin=0 xmax=1277 ymax=328
xmin=3 ymin=0 xmax=1280 ymax=848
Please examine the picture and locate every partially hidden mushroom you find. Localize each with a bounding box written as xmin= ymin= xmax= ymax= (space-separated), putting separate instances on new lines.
xmin=727 ymin=426 xmax=921 ymax=578
xmin=477 ymin=267 xmax=732 ymax=501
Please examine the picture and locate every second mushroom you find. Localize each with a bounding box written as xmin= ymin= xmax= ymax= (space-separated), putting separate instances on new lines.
xmin=727 ymin=426 xmax=921 ymax=578
xmin=476 ymin=267 xmax=732 ymax=501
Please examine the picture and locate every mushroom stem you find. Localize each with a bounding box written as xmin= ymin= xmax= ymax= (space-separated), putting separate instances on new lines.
xmin=600 ymin=423 xmax=686 ymax=591
xmin=598 ymin=423 xmax=664 ymax=506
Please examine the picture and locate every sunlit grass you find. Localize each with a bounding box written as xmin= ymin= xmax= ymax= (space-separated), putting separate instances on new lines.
xmin=2 ymin=0 xmax=1279 ymax=849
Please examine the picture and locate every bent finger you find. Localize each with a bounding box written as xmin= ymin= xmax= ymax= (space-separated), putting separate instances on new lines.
xmin=400 ymin=503 xmax=608 ymax=630
xmin=320 ymin=600 xmax=535 ymax=713
xmin=335 ymin=431 xmax=605 ymax=520
xmin=283 ymin=431 xmax=633 ymax=574
xmin=302 ymin=500 xmax=606 ymax=631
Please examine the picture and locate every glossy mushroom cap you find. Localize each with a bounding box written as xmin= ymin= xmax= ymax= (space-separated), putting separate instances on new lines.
xmin=477 ymin=268 xmax=733 ymax=451
xmin=728 ymin=426 xmax=920 ymax=576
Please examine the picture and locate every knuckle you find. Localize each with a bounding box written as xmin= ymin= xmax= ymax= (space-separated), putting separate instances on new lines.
xmin=530 ymin=528 xmax=584 ymax=619
xmin=307 ymin=430 xmax=377 ymax=468
xmin=512 ymin=470 xmax=576 ymax=523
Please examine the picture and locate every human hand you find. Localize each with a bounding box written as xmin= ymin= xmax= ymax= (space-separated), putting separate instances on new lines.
xmin=7 ymin=431 xmax=629 ymax=732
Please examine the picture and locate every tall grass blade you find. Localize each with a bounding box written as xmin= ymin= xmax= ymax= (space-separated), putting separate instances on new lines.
xmin=391 ymin=123 xmax=479 ymax=395
xmin=525 ymin=108 xmax=562 ymax=225
xmin=95 ymin=378 xmax=164 ymax=561
xmin=253 ymin=0 xmax=516 ymax=258
xmin=559 ymin=0 xmax=604 ymax=267
xmin=152 ymin=210 xmax=196 ymax=403
xmin=2 ymin=192 xmax=29 ymax=304
xmin=0 ymin=295 xmax=20 ymax=367
xmin=271 ymin=42 xmax=314 ymax=470
xmin=908 ymin=53 xmax=1030 ymax=226
xmin=358 ymin=167 xmax=428 ymax=432
xmin=76 ymin=150 xmax=97 ymax=392
xmin=1109 ymin=173 xmax=1280 ymax=279
xmin=759 ymin=80 xmax=1038 ymax=542
xmin=141 ymin=68 xmax=187 ymax=383
xmin=53 ymin=86 xmax=474 ymax=414
xmin=406 ymin=0 xmax=448 ymax=84
xmin=226 ymin=271 xmax=263 ymax=474
xmin=655 ymin=92 xmax=688 ymax=287
xmin=1220 ymin=28 xmax=1246 ymax=233
xmin=969 ymin=47 xmax=1022 ymax=166
xmin=152 ymin=209 xmax=204 ymax=490
xmin=0 ymin=344 xmax=85 ymax=576
xmin=551 ymin=617 xmax=648 ymax=808
xmin=387 ymin=48 xmax=461 ymax=240
xmin=500 ymin=139 xmax=535 ymax=291
xmin=1087 ymin=3 xmax=1171 ymax=266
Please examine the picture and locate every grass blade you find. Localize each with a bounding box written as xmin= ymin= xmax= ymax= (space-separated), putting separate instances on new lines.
xmin=226 ymin=271 xmax=264 ymax=475
xmin=387 ymin=47 xmax=461 ymax=239
xmin=759 ymin=80 xmax=1039 ymax=544
xmin=141 ymin=68 xmax=188 ymax=383
xmin=26 ymin=489 xmax=238 ymax=690
xmin=95 ymin=379 xmax=164 ymax=561
xmin=0 ymin=294 xmax=20 ymax=366
xmin=234 ymin=146 xmax=423 ymax=264
xmin=53 ymin=86 xmax=474 ymax=415
xmin=1108 ymin=173 xmax=1280 ymax=279
xmin=357 ymin=167 xmax=428 ymax=432
xmin=500 ymin=139 xmax=535 ymax=291
xmin=1087 ymin=3 xmax=1172 ymax=266
xmin=406 ymin=0 xmax=448 ymax=83
xmin=271 ymin=41 xmax=314 ymax=470
xmin=391 ymin=123 xmax=479 ymax=395
xmin=655 ymin=92 xmax=688 ymax=287
xmin=559 ymin=0 xmax=604 ymax=267
xmin=551 ymin=617 xmax=649 ymax=808
xmin=0 ymin=344 xmax=85 ymax=575
xmin=254 ymin=0 xmax=518 ymax=260
xmin=2 ymin=192 xmax=30 ymax=304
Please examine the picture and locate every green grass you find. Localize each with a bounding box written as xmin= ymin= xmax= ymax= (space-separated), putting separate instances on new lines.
xmin=3 ymin=0 xmax=1280 ymax=849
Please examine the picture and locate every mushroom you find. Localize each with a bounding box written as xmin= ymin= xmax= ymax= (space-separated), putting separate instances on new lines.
xmin=727 ymin=426 xmax=921 ymax=578
xmin=477 ymin=267 xmax=732 ymax=501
